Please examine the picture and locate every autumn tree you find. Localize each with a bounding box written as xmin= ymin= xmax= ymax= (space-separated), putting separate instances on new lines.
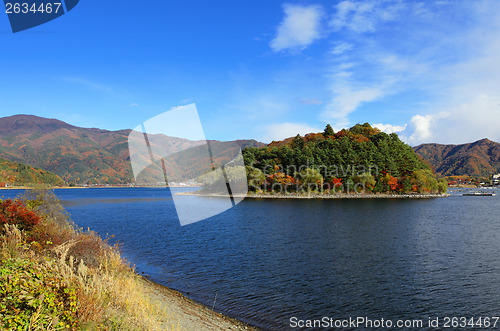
xmin=242 ymin=122 xmax=438 ymax=195
xmin=411 ymin=169 xmax=439 ymax=193
xmin=387 ymin=175 xmax=399 ymax=191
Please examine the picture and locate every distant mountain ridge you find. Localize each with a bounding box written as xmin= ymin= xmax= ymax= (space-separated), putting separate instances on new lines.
xmin=3 ymin=115 xmax=496 ymax=182
xmin=413 ymin=138 xmax=500 ymax=177
xmin=0 ymin=115 xmax=264 ymax=184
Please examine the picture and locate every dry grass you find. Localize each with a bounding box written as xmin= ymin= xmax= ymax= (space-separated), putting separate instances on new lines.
xmin=0 ymin=189 xmax=177 ymax=330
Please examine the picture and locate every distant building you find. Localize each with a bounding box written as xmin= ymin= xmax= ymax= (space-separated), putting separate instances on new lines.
xmin=492 ymin=174 xmax=500 ymax=186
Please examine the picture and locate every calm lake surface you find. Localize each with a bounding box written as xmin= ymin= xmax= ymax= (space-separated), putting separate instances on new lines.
xmin=3 ymin=187 xmax=500 ymax=330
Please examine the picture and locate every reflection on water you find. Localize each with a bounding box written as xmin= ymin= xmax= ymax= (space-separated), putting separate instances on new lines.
xmin=61 ymin=197 xmax=172 ymax=207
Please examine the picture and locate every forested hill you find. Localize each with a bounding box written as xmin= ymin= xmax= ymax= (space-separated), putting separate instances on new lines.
xmin=0 ymin=115 xmax=264 ymax=185
xmin=0 ymin=115 xmax=132 ymax=184
xmin=414 ymin=139 xmax=500 ymax=177
xmin=243 ymin=123 xmax=447 ymax=194
xmin=0 ymin=158 xmax=63 ymax=186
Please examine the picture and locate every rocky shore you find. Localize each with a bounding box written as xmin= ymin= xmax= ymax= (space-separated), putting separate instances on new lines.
xmin=244 ymin=193 xmax=450 ymax=199
xmin=141 ymin=277 xmax=258 ymax=330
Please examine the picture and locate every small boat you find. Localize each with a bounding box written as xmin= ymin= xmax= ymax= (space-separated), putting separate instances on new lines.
xmin=463 ymin=191 xmax=496 ymax=196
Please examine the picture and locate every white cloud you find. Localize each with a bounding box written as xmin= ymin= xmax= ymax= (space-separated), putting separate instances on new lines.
xmin=330 ymin=42 xmax=353 ymax=55
xmin=445 ymin=95 xmax=500 ymax=143
xmin=321 ymin=47 xmax=416 ymax=129
xmin=270 ymin=4 xmax=323 ymax=52
xmin=395 ymin=94 xmax=500 ymax=146
xmin=265 ymin=1 xmax=500 ymax=145
xmin=373 ymin=123 xmax=407 ymax=134
xmin=401 ymin=112 xmax=450 ymax=145
xmin=322 ymin=86 xmax=385 ymax=128
xmin=128 ymin=103 xmax=139 ymax=107
xmin=403 ymin=95 xmax=500 ymax=145
xmin=407 ymin=114 xmax=433 ymax=143
xmin=260 ymin=122 xmax=323 ymax=143
xmin=399 ymin=4 xmax=500 ymax=145
xmin=330 ymin=0 xmax=403 ymax=33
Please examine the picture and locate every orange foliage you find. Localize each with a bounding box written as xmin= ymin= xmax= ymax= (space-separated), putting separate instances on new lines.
xmin=266 ymin=171 xmax=296 ymax=186
xmin=331 ymin=178 xmax=343 ymax=186
xmin=387 ymin=175 xmax=399 ymax=191
xmin=304 ymin=133 xmax=324 ymax=142
xmin=354 ymin=134 xmax=369 ymax=143
xmin=335 ymin=130 xmax=348 ymax=139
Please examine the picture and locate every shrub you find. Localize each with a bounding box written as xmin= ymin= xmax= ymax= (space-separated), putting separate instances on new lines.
xmin=0 ymin=199 xmax=41 ymax=232
xmin=20 ymin=188 xmax=73 ymax=230
xmin=68 ymin=231 xmax=112 ymax=269
xmin=19 ymin=188 xmax=76 ymax=248
xmin=411 ymin=169 xmax=439 ymax=193
xmin=438 ymin=178 xmax=448 ymax=194
xmin=1 ymin=192 xmax=171 ymax=330
xmin=0 ymin=257 xmax=79 ymax=329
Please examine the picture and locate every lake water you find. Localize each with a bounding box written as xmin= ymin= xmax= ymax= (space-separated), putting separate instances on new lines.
xmin=3 ymin=187 xmax=500 ymax=330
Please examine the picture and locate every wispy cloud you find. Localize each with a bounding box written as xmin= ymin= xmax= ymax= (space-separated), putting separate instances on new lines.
xmin=397 ymin=2 xmax=500 ymax=144
xmin=270 ymin=4 xmax=323 ymax=52
xmin=330 ymin=42 xmax=353 ymax=55
xmin=178 ymin=98 xmax=193 ymax=105
xmin=323 ymin=86 xmax=385 ymax=129
xmin=264 ymin=1 xmax=500 ymax=144
xmin=298 ymin=97 xmax=323 ymax=105
xmin=61 ymin=77 xmax=115 ymax=95
xmin=330 ymin=0 xmax=404 ymax=33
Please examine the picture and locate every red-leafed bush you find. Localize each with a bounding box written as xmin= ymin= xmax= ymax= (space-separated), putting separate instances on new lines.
xmin=0 ymin=199 xmax=41 ymax=231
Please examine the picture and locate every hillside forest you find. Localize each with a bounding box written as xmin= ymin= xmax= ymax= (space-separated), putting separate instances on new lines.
xmin=242 ymin=124 xmax=448 ymax=195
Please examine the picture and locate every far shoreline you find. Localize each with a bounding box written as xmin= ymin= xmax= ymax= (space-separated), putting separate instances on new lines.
xmin=0 ymin=185 xmax=200 ymax=190
xmin=1 ymin=186 xmax=451 ymax=199
xmin=176 ymin=191 xmax=450 ymax=199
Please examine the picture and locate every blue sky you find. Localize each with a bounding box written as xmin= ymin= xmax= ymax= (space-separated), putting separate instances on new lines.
xmin=1 ymin=0 xmax=500 ymax=145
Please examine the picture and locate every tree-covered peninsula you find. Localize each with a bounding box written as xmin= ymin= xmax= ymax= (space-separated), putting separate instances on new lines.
xmin=243 ymin=123 xmax=447 ymax=195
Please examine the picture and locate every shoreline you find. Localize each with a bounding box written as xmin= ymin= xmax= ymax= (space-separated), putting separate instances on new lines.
xmin=139 ymin=276 xmax=258 ymax=330
xmin=176 ymin=191 xmax=450 ymax=199
xmin=0 ymin=185 xmax=199 ymax=190
xmin=244 ymin=193 xmax=450 ymax=199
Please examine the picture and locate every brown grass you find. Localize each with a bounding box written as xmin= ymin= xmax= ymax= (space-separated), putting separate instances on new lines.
xmin=1 ymin=189 xmax=178 ymax=330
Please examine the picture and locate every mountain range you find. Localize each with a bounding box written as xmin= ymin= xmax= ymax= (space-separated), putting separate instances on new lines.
xmin=0 ymin=115 xmax=498 ymax=184
xmin=413 ymin=138 xmax=500 ymax=177
xmin=0 ymin=115 xmax=263 ymax=185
